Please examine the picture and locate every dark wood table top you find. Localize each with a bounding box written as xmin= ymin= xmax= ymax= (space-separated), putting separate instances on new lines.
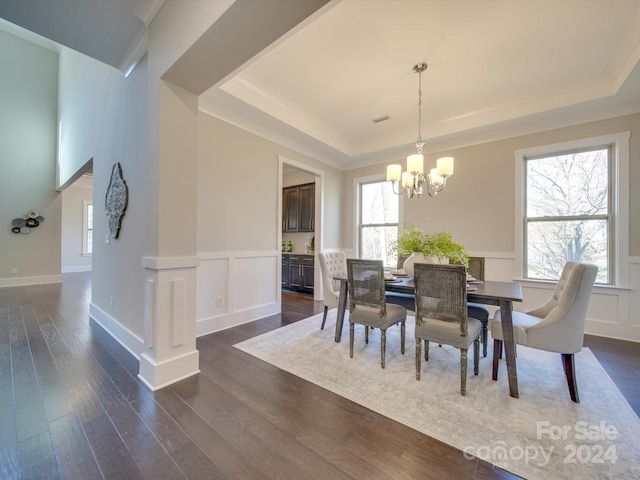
xmin=382 ymin=276 xmax=523 ymax=304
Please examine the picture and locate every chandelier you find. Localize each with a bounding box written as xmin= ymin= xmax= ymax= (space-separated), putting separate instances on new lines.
xmin=386 ymin=62 xmax=454 ymax=198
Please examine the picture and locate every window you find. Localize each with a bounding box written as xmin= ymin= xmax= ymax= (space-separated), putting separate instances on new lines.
xmin=517 ymin=132 xmax=630 ymax=286
xmin=83 ymin=201 xmax=93 ymax=255
xmin=359 ymin=180 xmax=399 ymax=267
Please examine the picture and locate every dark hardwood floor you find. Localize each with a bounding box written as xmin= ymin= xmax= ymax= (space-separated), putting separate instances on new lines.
xmin=1 ymin=273 xmax=638 ymax=479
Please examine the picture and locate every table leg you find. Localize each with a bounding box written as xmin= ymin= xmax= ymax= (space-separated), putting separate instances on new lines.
xmin=334 ymin=279 xmax=348 ymax=342
xmin=499 ymin=299 xmax=519 ymax=398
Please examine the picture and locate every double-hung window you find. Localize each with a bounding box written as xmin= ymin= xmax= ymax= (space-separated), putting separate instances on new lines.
xmin=83 ymin=201 xmax=93 ymax=255
xmin=517 ymin=132 xmax=629 ymax=286
xmin=359 ymin=180 xmax=399 ymax=267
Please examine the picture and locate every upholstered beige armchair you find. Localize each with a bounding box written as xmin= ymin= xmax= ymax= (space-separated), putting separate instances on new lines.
xmin=491 ymin=261 xmax=598 ymax=402
xmin=317 ymin=252 xmax=347 ymax=330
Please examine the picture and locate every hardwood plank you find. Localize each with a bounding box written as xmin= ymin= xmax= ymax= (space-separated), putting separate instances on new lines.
xmin=155 ymin=387 xmax=267 ymax=480
xmin=0 ymin=274 xmax=637 ymax=480
xmin=0 ymin=385 xmax=19 ymax=480
xmin=17 ymin=431 xmax=60 ymax=479
xmin=49 ymin=413 xmax=103 ymax=479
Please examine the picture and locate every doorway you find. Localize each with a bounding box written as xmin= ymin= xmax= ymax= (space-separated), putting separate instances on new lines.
xmin=279 ymin=157 xmax=323 ymax=309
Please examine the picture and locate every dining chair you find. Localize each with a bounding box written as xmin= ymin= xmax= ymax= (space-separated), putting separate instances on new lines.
xmin=317 ymin=251 xmax=347 ymax=329
xmin=490 ymin=261 xmax=598 ymax=402
xmin=414 ymin=263 xmax=481 ymax=396
xmin=346 ymin=259 xmax=407 ymax=368
xmin=386 ymin=255 xmax=416 ymax=311
xmin=467 ymin=256 xmax=491 ymax=357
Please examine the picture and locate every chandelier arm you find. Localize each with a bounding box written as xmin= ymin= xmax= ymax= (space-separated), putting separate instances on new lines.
xmin=390 ymin=180 xmax=407 ymax=196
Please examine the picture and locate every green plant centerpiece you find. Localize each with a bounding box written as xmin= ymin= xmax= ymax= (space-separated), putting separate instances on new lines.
xmin=390 ymin=224 xmax=469 ymax=277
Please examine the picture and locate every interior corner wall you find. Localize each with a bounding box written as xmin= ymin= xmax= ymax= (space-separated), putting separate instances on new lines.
xmin=195 ymin=112 xmax=343 ymax=335
xmin=58 ymin=47 xmax=149 ymax=354
xmin=0 ymin=28 xmax=61 ymax=286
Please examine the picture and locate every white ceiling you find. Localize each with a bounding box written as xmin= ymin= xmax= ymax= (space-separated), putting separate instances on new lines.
xmin=2 ymin=0 xmax=640 ymax=170
xmin=201 ymin=0 xmax=640 ymax=169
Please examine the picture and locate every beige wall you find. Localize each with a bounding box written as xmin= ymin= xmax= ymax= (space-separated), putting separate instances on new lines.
xmin=343 ymin=113 xmax=640 ymax=341
xmin=344 ymin=113 xmax=640 ymax=258
xmin=0 ymin=29 xmax=60 ymax=286
xmin=195 ymin=112 xmax=343 ymax=333
xmin=197 ymin=113 xmax=344 ymax=253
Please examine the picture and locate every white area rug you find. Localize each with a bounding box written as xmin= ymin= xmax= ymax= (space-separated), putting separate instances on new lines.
xmin=234 ymin=310 xmax=640 ymax=479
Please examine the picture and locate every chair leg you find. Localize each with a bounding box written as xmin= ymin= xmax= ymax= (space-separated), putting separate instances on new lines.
xmin=349 ymin=323 xmax=355 ymax=358
xmin=415 ymin=338 xmax=421 ymax=380
xmin=425 ymin=340 xmax=430 ymax=361
xmin=460 ymin=348 xmax=468 ymax=396
xmin=474 ymin=338 xmax=480 ymax=375
xmin=365 ymin=325 xmax=369 ymax=344
xmin=562 ymin=353 xmax=580 ymax=403
xmin=321 ymin=306 xmax=328 ymax=330
xmin=482 ymin=320 xmax=488 ymax=357
xmin=380 ymin=329 xmax=387 ymax=368
xmin=400 ymin=321 xmax=406 ymax=354
xmin=492 ymin=339 xmax=502 ymax=381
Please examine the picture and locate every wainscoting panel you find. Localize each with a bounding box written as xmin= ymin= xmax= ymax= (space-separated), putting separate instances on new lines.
xmin=196 ymin=251 xmax=280 ymax=336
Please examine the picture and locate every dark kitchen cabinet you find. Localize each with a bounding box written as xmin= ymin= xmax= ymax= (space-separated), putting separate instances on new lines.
xmin=283 ymin=183 xmax=314 ymax=232
xmin=282 ymin=253 xmax=314 ymax=294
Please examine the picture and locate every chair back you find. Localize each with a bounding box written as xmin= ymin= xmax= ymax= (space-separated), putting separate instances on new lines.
xmin=414 ymin=263 xmax=468 ymax=336
xmin=318 ymin=252 xmax=346 ymax=305
xmin=527 ymin=261 xmax=598 ymax=352
xmin=528 ymin=262 xmax=597 ymax=319
xmin=467 ymin=257 xmax=485 ymax=280
xmin=347 ymin=259 xmax=386 ymax=315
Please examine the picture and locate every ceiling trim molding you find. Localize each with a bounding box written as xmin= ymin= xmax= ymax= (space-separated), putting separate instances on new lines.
xmin=117 ymin=28 xmax=148 ymax=77
xmin=134 ymin=0 xmax=167 ymax=26
xmin=0 ymin=17 xmax=59 ymax=52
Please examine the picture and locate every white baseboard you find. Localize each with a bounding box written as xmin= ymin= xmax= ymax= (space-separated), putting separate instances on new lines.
xmin=0 ymin=274 xmax=63 ymax=288
xmin=138 ymin=350 xmax=200 ymax=391
xmin=62 ymin=265 xmax=92 ymax=273
xmin=89 ymin=303 xmax=144 ymax=359
xmin=196 ymin=301 xmax=280 ymax=337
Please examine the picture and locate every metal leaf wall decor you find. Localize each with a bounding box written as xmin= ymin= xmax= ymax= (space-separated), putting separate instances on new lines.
xmin=105 ymin=162 xmax=128 ymax=239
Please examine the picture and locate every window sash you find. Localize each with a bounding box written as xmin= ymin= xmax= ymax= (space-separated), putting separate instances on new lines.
xmin=358 ymin=180 xmax=399 ymax=267
xmin=523 ymin=144 xmax=613 ymax=284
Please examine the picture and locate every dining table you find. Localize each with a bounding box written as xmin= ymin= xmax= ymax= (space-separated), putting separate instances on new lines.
xmin=333 ymin=274 xmax=524 ymax=398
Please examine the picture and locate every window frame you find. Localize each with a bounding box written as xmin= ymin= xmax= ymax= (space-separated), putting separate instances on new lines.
xmin=82 ymin=200 xmax=93 ymax=256
xmin=356 ymin=176 xmax=400 ymax=266
xmin=515 ymin=132 xmax=630 ymax=287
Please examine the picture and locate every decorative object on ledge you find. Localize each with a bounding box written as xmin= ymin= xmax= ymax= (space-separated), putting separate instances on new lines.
xmin=105 ymin=162 xmax=128 ymax=239
xmin=10 ymin=211 xmax=44 ymax=234
xmin=386 ymin=62 xmax=454 ymax=198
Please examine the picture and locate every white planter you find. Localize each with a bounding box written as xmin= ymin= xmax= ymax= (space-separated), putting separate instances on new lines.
xmin=403 ymin=253 xmax=449 ymax=278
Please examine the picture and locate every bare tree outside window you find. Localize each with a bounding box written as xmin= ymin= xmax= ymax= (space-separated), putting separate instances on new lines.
xmin=360 ymin=181 xmax=399 ymax=267
xmin=525 ymin=147 xmax=610 ymax=283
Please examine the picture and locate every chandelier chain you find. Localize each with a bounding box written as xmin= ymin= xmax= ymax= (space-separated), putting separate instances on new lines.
xmin=414 ymin=62 xmax=427 ymax=153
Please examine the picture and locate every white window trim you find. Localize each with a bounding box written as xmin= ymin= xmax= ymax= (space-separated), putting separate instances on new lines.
xmin=353 ymin=173 xmax=404 ymax=259
xmin=514 ymin=131 xmax=630 ymax=287
xmin=82 ymin=200 xmax=93 ymax=256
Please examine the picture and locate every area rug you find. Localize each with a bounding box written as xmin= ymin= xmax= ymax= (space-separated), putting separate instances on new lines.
xmin=234 ymin=310 xmax=640 ymax=479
